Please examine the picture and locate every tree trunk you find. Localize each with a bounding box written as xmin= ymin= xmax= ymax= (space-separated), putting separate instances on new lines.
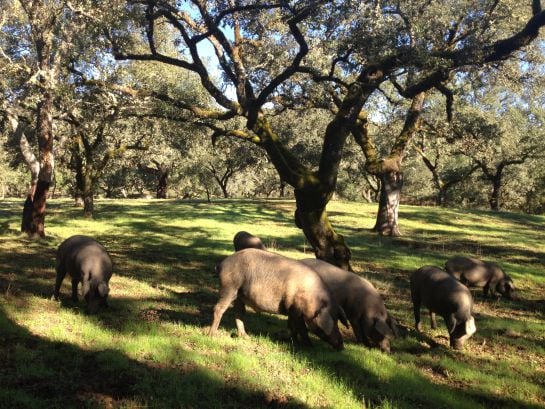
xmin=26 ymin=91 xmax=54 ymax=238
xmin=83 ymin=194 xmax=94 ymax=218
xmin=214 ymin=175 xmax=229 ymax=198
xmin=156 ymin=168 xmax=169 ymax=199
xmin=489 ymin=176 xmax=502 ymax=211
xmin=279 ymin=179 xmax=286 ymax=198
xmin=74 ymin=162 xmax=84 ymax=206
xmin=21 ymin=195 xmax=33 ymax=233
xmin=294 ymin=186 xmax=352 ymax=270
xmin=437 ymin=188 xmax=447 ymax=207
xmin=372 ymin=171 xmax=403 ymax=236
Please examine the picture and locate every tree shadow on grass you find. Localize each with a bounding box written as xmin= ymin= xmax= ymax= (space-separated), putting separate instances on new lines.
xmin=0 ymin=302 xmax=311 ymax=409
xmin=296 ymin=334 xmax=545 ymax=409
xmin=5 ymin=274 xmax=543 ymax=409
xmin=93 ymin=287 xmax=544 ymax=409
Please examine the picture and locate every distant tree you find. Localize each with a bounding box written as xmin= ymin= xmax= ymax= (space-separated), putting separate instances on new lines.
xmin=454 ymin=114 xmax=542 ymax=211
xmin=0 ymin=0 xmax=102 ymax=236
xmin=414 ymin=122 xmax=479 ymax=206
xmin=140 ymin=160 xmax=170 ymax=199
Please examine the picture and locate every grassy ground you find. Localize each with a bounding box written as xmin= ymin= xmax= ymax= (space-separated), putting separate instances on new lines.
xmin=0 ymin=198 xmax=544 ymax=409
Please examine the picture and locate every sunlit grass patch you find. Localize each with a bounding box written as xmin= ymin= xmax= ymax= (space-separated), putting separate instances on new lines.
xmin=0 ymin=198 xmax=544 ymax=408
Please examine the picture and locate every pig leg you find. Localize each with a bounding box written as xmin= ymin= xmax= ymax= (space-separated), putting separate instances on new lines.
xmin=483 ymin=283 xmax=490 ymax=299
xmin=361 ymin=317 xmax=375 ymax=347
xmin=71 ymin=278 xmax=79 ymax=302
xmin=288 ymin=310 xmax=311 ymax=346
xmin=234 ymin=298 xmax=248 ymax=337
xmin=209 ymin=287 xmax=238 ymax=336
xmin=350 ymin=318 xmax=365 ymax=343
xmin=430 ymin=312 xmax=437 ymax=329
xmin=483 ymin=282 xmax=494 ymax=299
xmin=51 ymin=265 xmax=66 ymax=301
xmin=413 ymin=298 xmax=423 ymax=332
xmin=488 ymin=279 xmax=499 ymax=299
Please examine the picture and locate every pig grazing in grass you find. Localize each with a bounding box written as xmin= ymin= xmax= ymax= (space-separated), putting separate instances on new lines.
xmin=445 ymin=256 xmax=515 ymax=300
xmin=301 ymin=258 xmax=398 ymax=352
xmin=208 ymin=248 xmax=346 ymax=350
xmin=410 ymin=266 xmax=476 ymax=349
xmin=51 ymin=235 xmax=112 ymax=314
xmin=233 ymin=231 xmax=266 ymax=252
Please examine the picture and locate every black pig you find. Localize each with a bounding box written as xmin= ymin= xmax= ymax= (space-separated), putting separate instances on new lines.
xmin=445 ymin=256 xmax=515 ymax=300
xmin=411 ymin=266 xmax=476 ymax=349
xmin=51 ymin=235 xmax=112 ymax=313
xmin=233 ymin=231 xmax=266 ymax=252
xmin=209 ymin=249 xmax=346 ymax=350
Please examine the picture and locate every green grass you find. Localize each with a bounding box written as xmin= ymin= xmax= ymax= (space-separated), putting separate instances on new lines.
xmin=0 ymin=198 xmax=544 ymax=408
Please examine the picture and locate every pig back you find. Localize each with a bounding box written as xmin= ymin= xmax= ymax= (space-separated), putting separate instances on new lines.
xmin=445 ymin=256 xmax=489 ymax=286
xmin=299 ymin=258 xmax=351 ymax=304
xmin=233 ymin=231 xmax=266 ymax=251
xmin=218 ymin=249 xmax=328 ymax=314
xmin=300 ymin=258 xmax=386 ymax=319
xmin=411 ymin=266 xmax=473 ymax=320
xmin=58 ymin=235 xmax=112 ymax=278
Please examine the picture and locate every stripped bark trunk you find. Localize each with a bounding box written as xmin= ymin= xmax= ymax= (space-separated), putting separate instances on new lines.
xmin=353 ymin=93 xmax=427 ymax=237
xmin=372 ymin=171 xmax=403 ymax=236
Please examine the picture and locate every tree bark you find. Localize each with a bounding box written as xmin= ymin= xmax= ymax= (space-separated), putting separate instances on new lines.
xmin=372 ymin=171 xmax=403 ymax=236
xmin=294 ymin=185 xmax=352 ymax=270
xmin=437 ymin=188 xmax=447 ymax=206
xmin=279 ymin=179 xmax=286 ymax=198
xmin=489 ymin=175 xmax=502 ymax=211
xmin=219 ymin=181 xmax=229 ymax=198
xmin=74 ymin=160 xmax=84 ymax=207
xmin=26 ymin=90 xmax=54 ymax=238
xmin=254 ymin=117 xmax=354 ymax=270
xmin=21 ymin=194 xmax=33 ymax=233
xmin=354 ymin=93 xmax=426 ymax=237
xmin=156 ymin=167 xmax=169 ymax=199
xmin=83 ymin=193 xmax=94 ymax=218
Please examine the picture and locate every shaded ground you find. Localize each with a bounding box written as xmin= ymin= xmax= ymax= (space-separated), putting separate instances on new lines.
xmin=0 ymin=198 xmax=544 ymax=408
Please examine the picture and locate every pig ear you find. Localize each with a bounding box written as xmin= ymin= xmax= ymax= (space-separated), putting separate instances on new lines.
xmin=446 ymin=314 xmax=457 ymax=334
xmin=338 ymin=306 xmax=349 ymax=328
xmin=316 ymin=309 xmax=334 ymax=336
xmin=374 ymin=319 xmax=392 ymax=338
xmin=98 ymin=282 xmax=109 ymax=297
xmin=312 ymin=301 xmax=334 ymax=335
xmin=465 ymin=317 xmax=476 ymax=336
xmin=387 ymin=315 xmax=400 ymax=338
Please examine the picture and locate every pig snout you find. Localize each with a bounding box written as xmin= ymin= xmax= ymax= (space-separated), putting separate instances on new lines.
xmin=84 ymin=282 xmax=110 ymax=314
xmin=499 ymin=280 xmax=516 ymax=300
xmin=449 ymin=317 xmax=476 ymax=350
xmin=377 ymin=338 xmax=391 ymax=354
xmin=328 ymin=325 xmax=344 ymax=350
xmin=322 ymin=326 xmax=344 ymax=351
xmin=450 ymin=337 xmax=465 ymax=350
xmin=371 ymin=319 xmax=395 ymax=353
